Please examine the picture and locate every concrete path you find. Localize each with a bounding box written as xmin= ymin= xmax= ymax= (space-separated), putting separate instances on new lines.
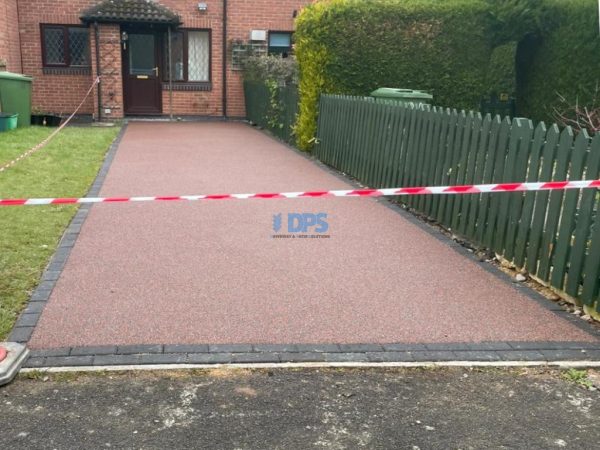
xmin=2 ymin=368 xmax=600 ymax=449
xmin=27 ymin=122 xmax=598 ymax=349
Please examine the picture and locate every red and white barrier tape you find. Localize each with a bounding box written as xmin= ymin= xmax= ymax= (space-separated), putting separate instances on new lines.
xmin=0 ymin=77 xmax=100 ymax=174
xmin=1 ymin=180 xmax=599 ymax=207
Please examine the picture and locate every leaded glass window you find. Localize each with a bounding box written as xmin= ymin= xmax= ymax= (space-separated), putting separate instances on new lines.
xmin=42 ymin=25 xmax=90 ymax=68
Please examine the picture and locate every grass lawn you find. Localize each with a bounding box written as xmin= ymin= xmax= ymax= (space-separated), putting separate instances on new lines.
xmin=0 ymin=125 xmax=120 ymax=339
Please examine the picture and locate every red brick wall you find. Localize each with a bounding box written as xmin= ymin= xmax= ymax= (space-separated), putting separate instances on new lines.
xmin=15 ymin=0 xmax=313 ymax=118
xmin=0 ymin=0 xmax=22 ymax=72
xmin=17 ymin=3 xmax=96 ymax=115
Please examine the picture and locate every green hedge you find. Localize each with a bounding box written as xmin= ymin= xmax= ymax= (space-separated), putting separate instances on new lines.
xmin=517 ymin=0 xmax=600 ymax=122
xmin=295 ymin=0 xmax=498 ymax=149
xmin=294 ymin=0 xmax=598 ymax=149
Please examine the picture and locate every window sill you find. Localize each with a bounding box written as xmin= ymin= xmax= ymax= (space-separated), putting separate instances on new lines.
xmin=43 ymin=67 xmax=91 ymax=75
xmin=161 ymin=82 xmax=212 ymax=92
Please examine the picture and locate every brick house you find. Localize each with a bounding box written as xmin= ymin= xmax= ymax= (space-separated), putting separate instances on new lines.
xmin=0 ymin=0 xmax=311 ymax=120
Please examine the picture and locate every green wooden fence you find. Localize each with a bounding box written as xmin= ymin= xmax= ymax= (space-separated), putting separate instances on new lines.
xmin=243 ymin=80 xmax=298 ymax=144
xmin=315 ymin=95 xmax=600 ymax=311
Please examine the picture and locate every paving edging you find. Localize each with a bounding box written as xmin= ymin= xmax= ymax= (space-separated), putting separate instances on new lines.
xmin=22 ymin=341 xmax=600 ymax=368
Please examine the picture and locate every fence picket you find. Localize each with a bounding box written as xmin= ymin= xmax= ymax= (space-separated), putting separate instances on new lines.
xmin=565 ymin=134 xmax=600 ymax=298
xmin=537 ymin=127 xmax=575 ymax=282
xmin=503 ymin=120 xmax=534 ymax=261
xmin=513 ymin=122 xmax=547 ymax=267
xmin=465 ymin=114 xmax=493 ymax=239
xmin=458 ymin=113 xmax=484 ymax=236
xmin=550 ymin=131 xmax=591 ymax=290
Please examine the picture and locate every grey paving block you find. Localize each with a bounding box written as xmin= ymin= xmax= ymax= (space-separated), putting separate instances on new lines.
xmin=23 ymin=357 xmax=46 ymax=368
xmin=66 ymin=223 xmax=82 ymax=234
xmin=411 ymin=351 xmax=458 ymax=362
xmin=93 ymin=354 xmax=142 ymax=366
xmin=24 ymin=302 xmax=46 ymax=314
xmin=540 ymin=349 xmax=594 ymax=360
xmin=425 ymin=343 xmax=471 ymax=351
xmin=44 ymin=356 xmax=94 ymax=367
xmin=41 ymin=271 xmax=61 ymax=282
xmin=366 ymin=352 xmax=414 ymax=362
xmin=231 ymin=353 xmax=280 ymax=363
xmin=116 ymin=344 xmax=163 ymax=354
xmin=582 ymin=350 xmax=600 ymax=360
xmin=8 ymin=327 xmax=34 ymax=343
xmin=70 ymin=346 xmax=117 ymax=356
xmin=277 ymin=352 xmax=327 ymax=363
xmin=465 ymin=342 xmax=512 ymax=351
xmin=164 ymin=344 xmax=209 ymax=354
xmin=508 ymin=341 xmax=599 ymax=351
xmin=497 ymin=350 xmax=546 ymax=361
xmin=382 ymin=343 xmax=427 ymax=352
xmin=16 ymin=314 xmax=39 ymax=327
xmin=295 ymin=344 xmax=342 ymax=353
xmin=36 ymin=281 xmax=56 ymax=292
xmin=208 ymin=344 xmax=253 ymax=353
xmin=140 ymin=354 xmax=188 ymax=364
xmin=338 ymin=344 xmax=384 ymax=352
xmin=322 ymin=353 xmax=369 ymax=363
xmin=187 ymin=353 xmax=233 ymax=364
xmin=52 ymin=249 xmax=71 ymax=263
xmin=47 ymin=261 xmax=66 ymax=272
xmin=452 ymin=351 xmax=502 ymax=361
xmin=59 ymin=236 xmax=77 ymax=248
xmin=29 ymin=290 xmax=51 ymax=302
xmin=29 ymin=348 xmax=70 ymax=358
xmin=252 ymin=344 xmax=299 ymax=353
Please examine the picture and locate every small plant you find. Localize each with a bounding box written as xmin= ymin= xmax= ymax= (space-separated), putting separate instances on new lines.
xmin=242 ymin=55 xmax=298 ymax=86
xmin=561 ymin=368 xmax=593 ymax=389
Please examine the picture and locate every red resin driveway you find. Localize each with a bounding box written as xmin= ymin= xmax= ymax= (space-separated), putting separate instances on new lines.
xmin=29 ymin=122 xmax=597 ymax=348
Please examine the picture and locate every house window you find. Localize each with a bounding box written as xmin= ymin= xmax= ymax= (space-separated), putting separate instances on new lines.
xmin=268 ymin=32 xmax=292 ymax=57
xmin=164 ymin=30 xmax=210 ymax=82
xmin=41 ymin=25 xmax=90 ymax=67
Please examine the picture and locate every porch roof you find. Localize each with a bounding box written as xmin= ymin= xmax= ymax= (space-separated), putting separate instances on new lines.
xmin=81 ymin=0 xmax=181 ymax=25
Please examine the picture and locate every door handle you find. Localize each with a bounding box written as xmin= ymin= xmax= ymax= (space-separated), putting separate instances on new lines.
xmin=153 ymin=67 xmax=159 ymax=77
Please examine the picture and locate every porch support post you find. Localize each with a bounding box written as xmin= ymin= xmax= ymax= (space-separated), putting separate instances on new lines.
xmin=168 ymin=26 xmax=173 ymax=120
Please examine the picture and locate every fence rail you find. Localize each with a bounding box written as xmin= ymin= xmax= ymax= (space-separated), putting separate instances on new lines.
xmin=243 ymin=80 xmax=298 ymax=144
xmin=315 ymin=95 xmax=600 ymax=311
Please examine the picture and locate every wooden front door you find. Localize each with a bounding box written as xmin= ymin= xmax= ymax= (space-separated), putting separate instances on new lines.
xmin=122 ymin=31 xmax=162 ymax=115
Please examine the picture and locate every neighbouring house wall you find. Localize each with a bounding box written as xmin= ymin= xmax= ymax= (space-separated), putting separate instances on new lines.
xmin=15 ymin=0 xmax=312 ymax=117
xmin=226 ymin=0 xmax=309 ymax=117
xmin=0 ymin=0 xmax=22 ymax=72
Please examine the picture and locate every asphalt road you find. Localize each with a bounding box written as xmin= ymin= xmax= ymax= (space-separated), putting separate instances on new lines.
xmin=1 ymin=367 xmax=599 ymax=449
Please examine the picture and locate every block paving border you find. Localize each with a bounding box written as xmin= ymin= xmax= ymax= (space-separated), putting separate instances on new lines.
xmin=9 ymin=122 xmax=600 ymax=368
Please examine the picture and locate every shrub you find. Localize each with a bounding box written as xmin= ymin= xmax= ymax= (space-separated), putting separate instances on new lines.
xmin=242 ymin=55 xmax=298 ymax=85
xmin=516 ymin=0 xmax=600 ymax=123
xmin=295 ymin=0 xmax=510 ymax=150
